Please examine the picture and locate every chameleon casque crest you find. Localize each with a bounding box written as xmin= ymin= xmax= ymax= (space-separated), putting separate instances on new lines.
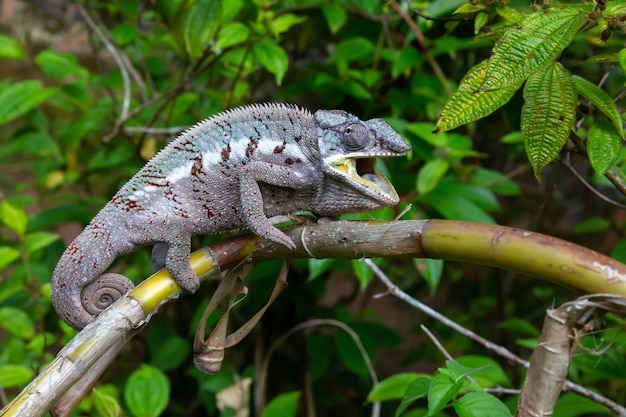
xmin=51 ymin=103 xmax=411 ymax=329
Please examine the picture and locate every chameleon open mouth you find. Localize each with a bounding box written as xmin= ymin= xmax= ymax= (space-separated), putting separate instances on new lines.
xmin=331 ymin=156 xmax=400 ymax=204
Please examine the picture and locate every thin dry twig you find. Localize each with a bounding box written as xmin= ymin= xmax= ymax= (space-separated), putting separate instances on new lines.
xmin=75 ymin=4 xmax=132 ymax=132
xmin=561 ymin=153 xmax=626 ymax=209
xmin=389 ymin=1 xmax=452 ymax=97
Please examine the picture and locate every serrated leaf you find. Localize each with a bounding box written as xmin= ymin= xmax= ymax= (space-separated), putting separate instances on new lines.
xmin=483 ymin=7 xmax=586 ymax=90
xmin=587 ymin=120 xmax=621 ymax=176
xmin=322 ymin=3 xmax=347 ymax=34
xmin=573 ymin=75 xmax=624 ymax=139
xmin=521 ymin=62 xmax=577 ymax=180
xmin=395 ymin=377 xmax=430 ymax=417
xmin=0 ymin=80 xmax=53 ymax=125
xmin=253 ymin=39 xmax=288 ymax=85
xmin=261 ymin=391 xmax=301 ymax=417
xmin=605 ymin=2 xmax=626 ymax=15
xmin=368 ymin=373 xmax=423 ymax=402
xmin=436 ymin=60 xmax=518 ymax=132
xmin=0 ymin=35 xmax=26 ymax=59
xmin=125 ymin=364 xmax=170 ymax=417
xmin=453 ymin=392 xmax=513 ymax=417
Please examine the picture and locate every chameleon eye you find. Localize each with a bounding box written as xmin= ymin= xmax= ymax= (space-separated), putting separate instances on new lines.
xmin=342 ymin=123 xmax=369 ymax=151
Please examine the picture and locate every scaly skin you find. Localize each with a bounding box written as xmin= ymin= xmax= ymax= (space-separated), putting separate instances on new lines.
xmin=51 ymin=103 xmax=411 ymax=329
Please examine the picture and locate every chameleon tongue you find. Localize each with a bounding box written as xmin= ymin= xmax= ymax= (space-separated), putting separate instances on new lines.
xmin=362 ymin=173 xmax=391 ymax=194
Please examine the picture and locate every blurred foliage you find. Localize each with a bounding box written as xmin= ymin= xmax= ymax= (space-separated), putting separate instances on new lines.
xmin=0 ymin=0 xmax=626 ymax=415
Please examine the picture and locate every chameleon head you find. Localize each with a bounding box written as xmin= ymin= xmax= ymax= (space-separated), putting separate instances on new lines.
xmin=314 ymin=109 xmax=411 ymax=211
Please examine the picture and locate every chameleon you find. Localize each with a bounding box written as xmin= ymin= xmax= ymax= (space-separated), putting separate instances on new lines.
xmin=51 ymin=103 xmax=411 ymax=329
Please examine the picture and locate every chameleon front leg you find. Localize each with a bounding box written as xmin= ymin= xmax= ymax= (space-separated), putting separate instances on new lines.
xmin=239 ymin=161 xmax=316 ymax=249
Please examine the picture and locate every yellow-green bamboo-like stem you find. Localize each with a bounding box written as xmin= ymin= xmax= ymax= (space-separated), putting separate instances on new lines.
xmin=418 ymin=220 xmax=626 ymax=296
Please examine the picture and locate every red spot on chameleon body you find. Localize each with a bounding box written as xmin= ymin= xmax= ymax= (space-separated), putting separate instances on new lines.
xmin=221 ymin=144 xmax=231 ymax=162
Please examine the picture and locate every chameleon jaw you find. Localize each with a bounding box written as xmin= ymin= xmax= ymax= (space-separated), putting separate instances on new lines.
xmin=330 ymin=156 xmax=400 ymax=205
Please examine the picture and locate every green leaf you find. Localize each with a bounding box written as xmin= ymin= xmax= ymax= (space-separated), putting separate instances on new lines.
xmin=573 ymin=75 xmax=624 ymax=139
xmin=521 ymin=62 xmax=577 ymax=180
xmin=456 ymin=356 xmax=510 ymax=387
xmin=170 ymin=92 xmax=198 ymax=116
xmin=215 ymin=22 xmax=249 ymax=50
xmin=125 ymin=364 xmax=170 ymax=417
xmin=0 ymin=364 xmax=34 ymax=387
xmin=149 ymin=336 xmax=189 ymax=371
xmin=428 ymin=373 xmax=462 ymax=415
xmin=0 ymin=246 xmax=20 ymax=269
xmin=261 ymin=391 xmax=301 ymax=417
xmin=0 ymin=35 xmax=26 ymax=59
xmin=35 ymin=50 xmax=85 ymax=81
xmin=0 ymin=80 xmax=54 ymax=125
xmin=308 ymin=258 xmax=335 ymax=281
xmin=173 ymin=0 xmax=222 ymax=58
xmin=574 ymin=217 xmax=611 ymax=234
xmin=483 ymin=7 xmax=587 ymax=90
xmin=441 ymin=360 xmax=488 ymax=383
xmin=474 ymin=12 xmax=489 ymax=34
xmin=322 ymin=3 xmax=348 ymax=34
xmin=395 ymin=377 xmax=430 ymax=417
xmin=24 ymin=232 xmax=59 ymax=253
xmin=1 ymin=201 xmax=28 ymax=236
xmin=271 ymin=13 xmax=307 ymax=35
xmin=553 ymin=392 xmax=612 ymax=416
xmin=453 ymin=392 xmax=513 ymax=417
xmin=307 ymin=334 xmax=333 ymax=381
xmin=110 ymin=23 xmax=138 ymax=46
xmin=420 ymin=191 xmax=496 ymax=224
xmin=330 ymin=37 xmax=375 ymax=63
xmin=352 ymin=259 xmax=374 ymax=290
xmin=93 ymin=387 xmax=122 ymax=417
xmin=0 ymin=307 xmax=35 ymax=339
xmin=367 ymin=373 xmax=423 ymax=402
xmin=469 ymin=168 xmax=521 ymax=196
xmin=436 ymin=60 xmax=518 ymax=132
xmin=415 ymin=258 xmax=443 ymax=295
xmin=417 ymin=159 xmax=449 ymax=194
xmin=587 ymin=120 xmax=621 ymax=176
xmin=253 ymin=39 xmax=289 ymax=85
xmin=154 ymin=0 xmax=185 ymax=24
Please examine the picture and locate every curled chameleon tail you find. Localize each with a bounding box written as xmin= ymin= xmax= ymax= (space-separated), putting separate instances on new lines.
xmin=51 ymin=218 xmax=135 ymax=329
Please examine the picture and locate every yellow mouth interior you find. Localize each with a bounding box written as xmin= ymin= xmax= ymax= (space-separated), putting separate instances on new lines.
xmin=333 ymin=157 xmax=395 ymax=197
